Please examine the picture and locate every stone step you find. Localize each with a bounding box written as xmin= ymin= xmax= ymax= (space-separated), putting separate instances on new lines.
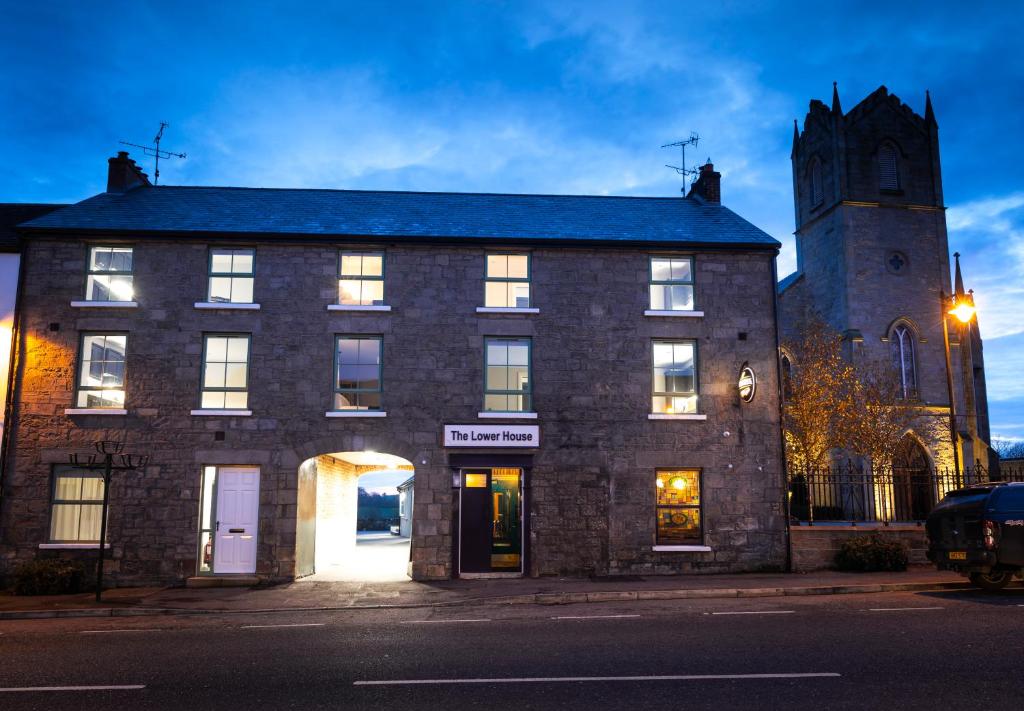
xmin=186 ymin=575 xmax=260 ymax=589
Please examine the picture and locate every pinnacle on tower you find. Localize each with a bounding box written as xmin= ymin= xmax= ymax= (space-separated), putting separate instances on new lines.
xmin=791 ymin=119 xmax=799 ymax=157
xmin=831 ymin=81 xmax=842 ymax=115
xmin=924 ymin=89 xmax=936 ymax=126
xmin=954 ymin=251 xmax=965 ymax=297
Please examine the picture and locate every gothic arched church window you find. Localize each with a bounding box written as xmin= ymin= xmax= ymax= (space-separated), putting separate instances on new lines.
xmin=891 ymin=324 xmax=917 ymax=399
xmin=879 ymin=142 xmax=900 ymax=191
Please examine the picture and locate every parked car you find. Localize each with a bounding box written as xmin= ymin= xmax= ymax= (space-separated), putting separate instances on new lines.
xmin=926 ymin=482 xmax=1024 ymax=591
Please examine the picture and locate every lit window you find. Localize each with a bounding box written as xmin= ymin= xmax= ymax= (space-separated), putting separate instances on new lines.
xmin=333 ymin=336 xmax=382 ymax=410
xmin=338 ymin=252 xmax=385 ymax=306
xmin=85 ymin=246 xmax=134 ymax=301
xmin=891 ymin=324 xmax=918 ymax=400
xmin=208 ymin=248 xmax=255 ymax=303
xmin=655 ymin=469 xmax=701 ymax=544
xmin=484 ymin=337 xmax=532 ymax=412
xmin=49 ymin=467 xmax=105 ymax=543
xmin=201 ymin=335 xmax=250 ymax=409
xmin=75 ymin=333 xmax=127 ymax=408
xmin=879 ymin=143 xmax=900 ymax=191
xmin=652 ymin=340 xmax=698 ymax=413
xmin=485 ymin=254 xmax=531 ymax=308
xmin=649 ymin=257 xmax=694 ymax=311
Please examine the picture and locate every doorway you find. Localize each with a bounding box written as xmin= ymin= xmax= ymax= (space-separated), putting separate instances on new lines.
xmin=197 ymin=466 xmax=260 ymax=575
xmin=892 ymin=436 xmax=933 ymax=521
xmin=459 ymin=467 xmax=523 ymax=575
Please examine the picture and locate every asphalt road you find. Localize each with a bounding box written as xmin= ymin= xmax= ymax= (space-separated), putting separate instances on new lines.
xmin=1 ymin=587 xmax=1023 ymax=710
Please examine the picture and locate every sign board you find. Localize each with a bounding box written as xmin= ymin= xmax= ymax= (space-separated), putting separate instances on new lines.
xmin=738 ymin=365 xmax=756 ymax=403
xmin=444 ymin=424 xmax=540 ymax=448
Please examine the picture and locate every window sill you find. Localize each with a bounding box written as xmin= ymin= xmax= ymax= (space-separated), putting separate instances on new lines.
xmin=475 ymin=307 xmax=540 ymax=314
xmin=190 ymin=409 xmax=252 ymax=416
xmin=327 ymin=304 xmax=392 ymax=312
xmin=653 ymin=545 xmax=711 ymax=552
xmin=194 ymin=302 xmax=261 ymax=310
xmin=478 ymin=411 xmax=538 ymax=419
xmin=70 ymin=301 xmax=138 ymax=308
xmin=648 ymin=413 xmax=707 ymax=420
xmin=325 ymin=410 xmax=387 ymax=418
xmin=643 ymin=310 xmax=704 ymax=318
xmin=39 ymin=543 xmax=111 ymax=550
xmin=64 ymin=408 xmax=127 ymax=416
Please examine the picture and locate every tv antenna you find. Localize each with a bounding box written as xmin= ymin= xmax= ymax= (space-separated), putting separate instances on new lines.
xmin=120 ymin=122 xmax=186 ymax=185
xmin=662 ymin=132 xmax=700 ymax=192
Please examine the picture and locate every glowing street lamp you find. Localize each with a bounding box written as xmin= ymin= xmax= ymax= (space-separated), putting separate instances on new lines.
xmin=949 ymin=300 xmax=976 ymax=324
xmin=940 ymin=254 xmax=978 ymax=478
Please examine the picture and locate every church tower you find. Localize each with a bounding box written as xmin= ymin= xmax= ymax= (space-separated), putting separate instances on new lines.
xmin=778 ymin=84 xmax=992 ymax=471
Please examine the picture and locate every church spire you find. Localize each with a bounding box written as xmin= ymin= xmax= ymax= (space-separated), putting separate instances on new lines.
xmin=791 ymin=119 xmax=799 ymax=157
xmin=831 ymin=81 xmax=842 ymax=115
xmin=924 ymin=89 xmax=936 ymax=126
xmin=954 ymin=251 xmax=966 ymax=297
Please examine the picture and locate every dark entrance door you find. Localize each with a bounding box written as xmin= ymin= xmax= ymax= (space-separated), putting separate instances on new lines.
xmin=458 ymin=468 xmax=523 ymax=574
xmin=892 ymin=436 xmax=933 ymax=521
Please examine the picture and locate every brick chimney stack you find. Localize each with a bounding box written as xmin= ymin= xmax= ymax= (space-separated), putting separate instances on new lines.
xmin=107 ymin=151 xmax=151 ymax=193
xmin=687 ymin=162 xmax=721 ymax=204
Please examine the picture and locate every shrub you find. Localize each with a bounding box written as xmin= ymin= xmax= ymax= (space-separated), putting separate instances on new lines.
xmin=12 ymin=559 xmax=87 ymax=595
xmin=835 ymin=533 xmax=908 ymax=572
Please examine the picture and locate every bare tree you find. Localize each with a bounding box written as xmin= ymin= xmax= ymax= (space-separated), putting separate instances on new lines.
xmin=844 ymin=357 xmax=924 ymax=468
xmin=993 ymin=438 xmax=1024 ymax=460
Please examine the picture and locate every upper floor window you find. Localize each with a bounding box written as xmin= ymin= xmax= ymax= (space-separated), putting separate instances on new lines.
xmin=809 ymin=158 xmax=823 ymax=206
xmin=49 ymin=466 xmax=105 ymax=543
xmin=86 ymin=246 xmax=133 ymax=302
xmin=484 ymin=337 xmax=532 ymax=412
xmin=200 ymin=334 xmax=250 ymax=410
xmin=485 ymin=254 xmax=530 ymax=308
xmin=339 ymin=252 xmax=385 ymax=306
xmin=333 ymin=336 xmax=382 ymax=411
xmin=75 ymin=333 xmax=127 ymax=408
xmin=649 ymin=257 xmax=694 ymax=311
xmin=879 ymin=143 xmax=900 ymax=191
xmin=891 ymin=324 xmax=917 ymax=400
xmin=652 ymin=340 xmax=698 ymax=414
xmin=208 ymin=248 xmax=255 ymax=303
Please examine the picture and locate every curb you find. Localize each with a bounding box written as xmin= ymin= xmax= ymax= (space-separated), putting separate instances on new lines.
xmin=0 ymin=580 xmax=974 ymax=621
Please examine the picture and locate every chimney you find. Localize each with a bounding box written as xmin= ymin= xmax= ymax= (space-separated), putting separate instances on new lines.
xmin=107 ymin=151 xmax=151 ymax=193
xmin=687 ymin=162 xmax=721 ymax=204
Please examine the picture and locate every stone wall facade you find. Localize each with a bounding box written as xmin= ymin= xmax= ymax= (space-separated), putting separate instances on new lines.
xmin=790 ymin=525 xmax=928 ymax=572
xmin=2 ymin=235 xmax=787 ymax=585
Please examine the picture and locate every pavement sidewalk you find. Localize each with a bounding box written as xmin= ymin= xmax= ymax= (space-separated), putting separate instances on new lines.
xmin=0 ymin=566 xmax=990 ymax=620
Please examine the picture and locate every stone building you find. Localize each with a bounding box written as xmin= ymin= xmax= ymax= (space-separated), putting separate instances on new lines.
xmin=779 ymin=85 xmax=992 ymax=475
xmin=0 ymin=153 xmax=787 ymax=586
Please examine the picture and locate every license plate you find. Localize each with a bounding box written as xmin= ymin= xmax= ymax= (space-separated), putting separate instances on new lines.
xmin=948 ymin=551 xmax=967 ymax=560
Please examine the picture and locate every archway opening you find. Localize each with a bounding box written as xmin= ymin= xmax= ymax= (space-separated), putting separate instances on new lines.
xmin=296 ymin=450 xmax=414 ymax=582
xmin=892 ymin=435 xmax=932 ymax=521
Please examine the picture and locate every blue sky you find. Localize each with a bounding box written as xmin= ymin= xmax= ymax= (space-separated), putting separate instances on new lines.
xmin=2 ymin=0 xmax=1022 ymax=443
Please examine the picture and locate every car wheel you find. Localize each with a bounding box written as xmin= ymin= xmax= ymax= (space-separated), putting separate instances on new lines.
xmin=969 ymin=571 xmax=1013 ymax=591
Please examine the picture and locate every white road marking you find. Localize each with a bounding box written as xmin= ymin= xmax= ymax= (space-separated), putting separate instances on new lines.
xmin=710 ymin=611 xmax=796 ymax=616
xmin=0 ymin=685 xmax=146 ymax=693
xmin=80 ymin=629 xmax=158 ymax=634
xmin=354 ymin=672 xmax=841 ymax=686
xmin=867 ymin=607 xmax=944 ymax=612
xmin=400 ymin=618 xmax=490 ymax=624
xmin=239 ymin=623 xmax=326 ymax=629
xmin=552 ymin=614 xmax=641 ymax=620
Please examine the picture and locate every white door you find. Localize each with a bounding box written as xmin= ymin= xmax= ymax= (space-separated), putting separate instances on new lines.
xmin=213 ymin=467 xmax=260 ymax=574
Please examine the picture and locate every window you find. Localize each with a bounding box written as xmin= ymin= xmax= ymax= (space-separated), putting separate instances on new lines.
xmin=85 ymin=246 xmax=133 ymax=301
xmin=333 ymin=336 xmax=382 ymax=410
xmin=485 ymin=254 xmax=530 ymax=308
xmin=649 ymin=257 xmax=694 ymax=311
xmin=780 ymin=354 xmax=794 ymax=400
xmin=75 ymin=333 xmax=127 ymax=408
xmin=809 ymin=158 xmax=823 ymax=206
xmin=49 ymin=467 xmax=105 ymax=543
xmin=484 ymin=337 xmax=531 ymax=412
xmin=339 ymin=252 xmax=385 ymax=306
xmin=208 ymin=248 xmax=255 ymax=303
xmin=652 ymin=340 xmax=698 ymax=414
xmin=879 ymin=143 xmax=900 ymax=191
xmin=656 ymin=469 xmax=701 ymax=545
xmin=200 ymin=335 xmax=250 ymax=409
xmin=891 ymin=324 xmax=917 ymax=399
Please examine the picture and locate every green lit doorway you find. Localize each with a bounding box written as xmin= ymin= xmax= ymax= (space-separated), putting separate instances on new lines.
xmin=458 ymin=468 xmax=523 ymax=575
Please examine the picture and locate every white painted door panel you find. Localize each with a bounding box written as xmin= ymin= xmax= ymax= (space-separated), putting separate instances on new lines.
xmin=213 ymin=467 xmax=260 ymax=574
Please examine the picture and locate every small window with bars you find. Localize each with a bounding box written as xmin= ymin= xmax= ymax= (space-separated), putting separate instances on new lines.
xmin=879 ymin=143 xmax=900 ymax=191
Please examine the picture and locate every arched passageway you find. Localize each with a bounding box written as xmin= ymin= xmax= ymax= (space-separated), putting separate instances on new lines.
xmin=892 ymin=435 xmax=932 ymax=521
xmin=295 ymin=450 xmax=414 ymax=582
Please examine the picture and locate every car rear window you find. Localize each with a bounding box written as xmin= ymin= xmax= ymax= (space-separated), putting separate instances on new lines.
xmin=991 ymin=485 xmax=1024 ymax=512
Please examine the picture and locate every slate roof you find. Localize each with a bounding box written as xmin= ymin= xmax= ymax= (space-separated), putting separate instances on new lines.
xmin=20 ymin=186 xmax=780 ymax=249
xmin=0 ymin=203 xmax=65 ymax=252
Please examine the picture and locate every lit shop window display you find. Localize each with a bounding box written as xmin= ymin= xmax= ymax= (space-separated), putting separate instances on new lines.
xmin=655 ymin=470 xmax=702 ymax=544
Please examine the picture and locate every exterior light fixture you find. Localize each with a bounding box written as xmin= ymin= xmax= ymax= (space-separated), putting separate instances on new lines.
xmin=948 ymin=301 xmax=976 ymax=324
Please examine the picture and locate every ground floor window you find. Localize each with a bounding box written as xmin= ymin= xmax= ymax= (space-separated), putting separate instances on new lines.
xmin=49 ymin=466 xmax=105 ymax=543
xmin=197 ymin=466 xmax=217 ymax=574
xmin=655 ymin=469 xmax=702 ymax=544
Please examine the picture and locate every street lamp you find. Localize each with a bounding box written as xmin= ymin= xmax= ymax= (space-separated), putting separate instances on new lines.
xmin=69 ymin=441 xmax=149 ymax=602
xmin=940 ymin=277 xmax=977 ymax=480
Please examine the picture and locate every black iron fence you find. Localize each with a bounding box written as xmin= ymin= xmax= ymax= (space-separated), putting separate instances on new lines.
xmin=788 ymin=462 xmax=1024 ymax=524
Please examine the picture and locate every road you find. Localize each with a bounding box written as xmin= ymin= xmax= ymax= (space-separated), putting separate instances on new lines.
xmin=1 ymin=587 xmax=1022 ymax=710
